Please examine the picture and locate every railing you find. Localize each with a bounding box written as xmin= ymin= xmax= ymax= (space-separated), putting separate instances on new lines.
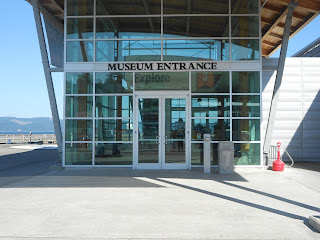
xmin=268 ymin=145 xmax=294 ymax=167
xmin=0 ymin=134 xmax=56 ymax=144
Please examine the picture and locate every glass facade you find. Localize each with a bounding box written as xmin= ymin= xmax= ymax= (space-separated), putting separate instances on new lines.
xmin=64 ymin=0 xmax=261 ymax=167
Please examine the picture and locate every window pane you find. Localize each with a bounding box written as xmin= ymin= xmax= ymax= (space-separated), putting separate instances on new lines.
xmin=67 ymin=18 xmax=93 ymax=39
xmin=232 ymin=119 xmax=260 ymax=141
xmin=95 ymin=119 xmax=133 ymax=141
xmin=163 ymin=17 xmax=229 ymax=38
xmin=135 ymin=72 xmax=189 ymax=90
xmin=67 ymin=0 xmax=94 ymax=16
xmin=164 ymin=0 xmax=229 ymax=14
xmin=192 ymin=119 xmax=230 ymax=141
xmin=191 ymin=72 xmax=229 ymax=93
xmin=191 ymin=96 xmax=230 ymax=117
xmin=231 ymin=0 xmax=259 ymax=14
xmin=96 ymin=17 xmax=161 ymax=39
xmin=65 ymin=143 xmax=92 ymax=165
xmin=65 ymin=120 xmax=93 ymax=141
xmin=96 ymin=40 xmax=161 ymax=62
xmin=231 ymin=39 xmax=259 ymax=61
xmin=66 ymin=41 xmax=93 ymax=62
xmin=163 ymin=40 xmax=229 ymax=61
xmin=95 ymin=96 xmax=133 ymax=118
xmin=232 ymin=95 xmax=260 ymax=117
xmin=95 ymin=143 xmax=133 ymax=165
xmin=95 ymin=72 xmax=133 ymax=93
xmin=232 ymin=72 xmax=260 ymax=93
xmin=191 ymin=143 xmax=218 ymax=165
xmin=234 ymin=143 xmax=260 ymax=165
xmin=66 ymin=96 xmax=93 ymax=117
xmin=66 ymin=72 xmax=93 ymax=94
xmin=231 ymin=16 xmax=259 ymax=37
xmin=96 ymin=0 xmax=161 ymax=15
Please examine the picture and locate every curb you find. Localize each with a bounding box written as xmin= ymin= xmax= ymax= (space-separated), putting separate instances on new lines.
xmin=309 ymin=215 xmax=320 ymax=232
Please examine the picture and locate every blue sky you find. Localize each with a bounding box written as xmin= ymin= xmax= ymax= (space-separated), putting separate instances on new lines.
xmin=0 ymin=1 xmax=319 ymax=118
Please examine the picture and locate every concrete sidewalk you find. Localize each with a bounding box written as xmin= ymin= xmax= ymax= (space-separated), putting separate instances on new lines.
xmin=0 ymin=145 xmax=319 ymax=239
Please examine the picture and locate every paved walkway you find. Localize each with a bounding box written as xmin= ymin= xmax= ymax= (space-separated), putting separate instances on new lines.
xmin=0 ymin=145 xmax=319 ymax=239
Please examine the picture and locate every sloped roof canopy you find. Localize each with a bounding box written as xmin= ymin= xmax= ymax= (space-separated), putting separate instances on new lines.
xmin=27 ymin=0 xmax=320 ymax=57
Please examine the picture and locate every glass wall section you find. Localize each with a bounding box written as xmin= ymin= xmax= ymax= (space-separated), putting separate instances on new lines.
xmin=95 ymin=72 xmax=133 ymax=165
xmin=191 ymin=71 xmax=231 ymax=166
xmin=65 ymin=72 xmax=94 ymax=165
xmin=232 ymin=71 xmax=260 ymax=165
xmin=65 ymin=0 xmax=260 ymax=62
xmin=163 ymin=40 xmax=229 ymax=61
xmin=66 ymin=73 xmax=93 ymax=94
xmin=191 ymin=72 xmax=229 ymax=93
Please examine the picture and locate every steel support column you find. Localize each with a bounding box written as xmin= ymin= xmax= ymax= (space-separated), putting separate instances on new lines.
xmin=263 ymin=1 xmax=298 ymax=157
xmin=31 ymin=0 xmax=63 ymax=165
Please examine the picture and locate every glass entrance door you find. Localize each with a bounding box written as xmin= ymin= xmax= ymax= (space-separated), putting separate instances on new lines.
xmin=135 ymin=95 xmax=189 ymax=169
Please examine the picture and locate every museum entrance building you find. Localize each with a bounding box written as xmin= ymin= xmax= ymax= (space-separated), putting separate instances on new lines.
xmin=63 ymin=0 xmax=262 ymax=168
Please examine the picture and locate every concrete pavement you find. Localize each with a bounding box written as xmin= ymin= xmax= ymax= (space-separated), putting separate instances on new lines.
xmin=0 ymin=144 xmax=319 ymax=239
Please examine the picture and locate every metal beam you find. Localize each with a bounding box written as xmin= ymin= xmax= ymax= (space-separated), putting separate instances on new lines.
xmin=186 ymin=0 xmax=191 ymax=36
xmin=263 ymin=1 xmax=298 ymax=158
xmin=31 ymin=0 xmax=63 ymax=165
xmin=142 ymin=0 xmax=154 ymax=33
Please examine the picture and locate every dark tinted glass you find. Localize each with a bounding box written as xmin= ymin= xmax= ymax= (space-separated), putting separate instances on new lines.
xmin=95 ymin=72 xmax=133 ymax=93
xmin=191 ymin=72 xmax=229 ymax=93
xmin=66 ymin=73 xmax=93 ymax=94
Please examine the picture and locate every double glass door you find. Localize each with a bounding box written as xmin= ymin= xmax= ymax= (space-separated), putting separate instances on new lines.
xmin=134 ymin=94 xmax=189 ymax=169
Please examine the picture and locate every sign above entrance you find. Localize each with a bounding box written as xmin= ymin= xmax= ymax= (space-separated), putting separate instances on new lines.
xmin=107 ymin=62 xmax=217 ymax=71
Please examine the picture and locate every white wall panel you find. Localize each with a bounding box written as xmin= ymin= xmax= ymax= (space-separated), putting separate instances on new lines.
xmin=262 ymin=57 xmax=320 ymax=162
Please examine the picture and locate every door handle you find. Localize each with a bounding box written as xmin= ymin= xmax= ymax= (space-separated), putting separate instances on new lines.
xmin=156 ymin=136 xmax=160 ymax=144
xmin=164 ymin=136 xmax=168 ymax=144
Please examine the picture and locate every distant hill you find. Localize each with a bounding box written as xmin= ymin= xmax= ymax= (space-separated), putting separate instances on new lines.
xmin=0 ymin=117 xmax=62 ymax=133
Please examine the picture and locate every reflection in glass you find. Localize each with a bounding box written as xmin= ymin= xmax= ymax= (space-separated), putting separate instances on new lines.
xmin=66 ymin=41 xmax=93 ymax=62
xmin=163 ymin=17 xmax=229 ymax=38
xmin=232 ymin=72 xmax=260 ymax=93
xmin=232 ymin=95 xmax=260 ymax=117
xmin=65 ymin=120 xmax=93 ymax=141
xmin=163 ymin=40 xmax=229 ymax=61
xmin=95 ymin=119 xmax=133 ymax=141
xmin=191 ymin=72 xmax=229 ymax=93
xmin=192 ymin=119 xmax=230 ymax=141
xmin=96 ymin=0 xmax=161 ymax=15
xmin=95 ymin=72 xmax=133 ymax=93
xmin=138 ymin=98 xmax=159 ymax=140
xmin=191 ymin=143 xmax=218 ymax=165
xmin=96 ymin=18 xmax=161 ymax=39
xmin=66 ymin=96 xmax=93 ymax=118
xmin=95 ymin=96 xmax=133 ymax=118
xmin=66 ymin=72 xmax=93 ymax=94
xmin=67 ymin=18 xmax=93 ymax=39
xmin=96 ymin=72 xmax=133 ymax=94
xmin=164 ymin=0 xmax=229 ymax=14
xmin=231 ymin=39 xmax=259 ymax=61
xmin=67 ymin=0 xmax=94 ymax=16
xmin=191 ymin=96 xmax=230 ymax=117
xmin=135 ymin=72 xmax=189 ymax=91
xmin=96 ymin=40 xmax=161 ymax=62
xmin=65 ymin=143 xmax=92 ymax=165
xmin=95 ymin=143 xmax=132 ymax=165
xmin=165 ymin=98 xmax=185 ymax=139
xmin=231 ymin=0 xmax=259 ymax=14
xmin=138 ymin=141 xmax=159 ymax=163
xmin=165 ymin=141 xmax=185 ymax=163
xmin=231 ymin=16 xmax=259 ymax=37
xmin=234 ymin=143 xmax=260 ymax=165
xmin=232 ymin=119 xmax=260 ymax=141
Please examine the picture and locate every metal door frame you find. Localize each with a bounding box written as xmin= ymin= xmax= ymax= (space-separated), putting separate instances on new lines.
xmin=133 ymin=91 xmax=190 ymax=169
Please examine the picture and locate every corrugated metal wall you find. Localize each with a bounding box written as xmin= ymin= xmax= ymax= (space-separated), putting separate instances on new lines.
xmin=262 ymin=57 xmax=320 ymax=161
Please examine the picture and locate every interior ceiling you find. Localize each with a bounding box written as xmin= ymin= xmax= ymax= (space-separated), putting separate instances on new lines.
xmin=27 ymin=0 xmax=320 ymax=57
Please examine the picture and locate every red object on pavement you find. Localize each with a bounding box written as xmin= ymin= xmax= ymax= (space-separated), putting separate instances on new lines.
xmin=273 ymin=142 xmax=284 ymax=171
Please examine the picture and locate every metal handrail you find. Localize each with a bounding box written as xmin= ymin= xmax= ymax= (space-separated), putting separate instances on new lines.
xmin=268 ymin=145 xmax=294 ymax=167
